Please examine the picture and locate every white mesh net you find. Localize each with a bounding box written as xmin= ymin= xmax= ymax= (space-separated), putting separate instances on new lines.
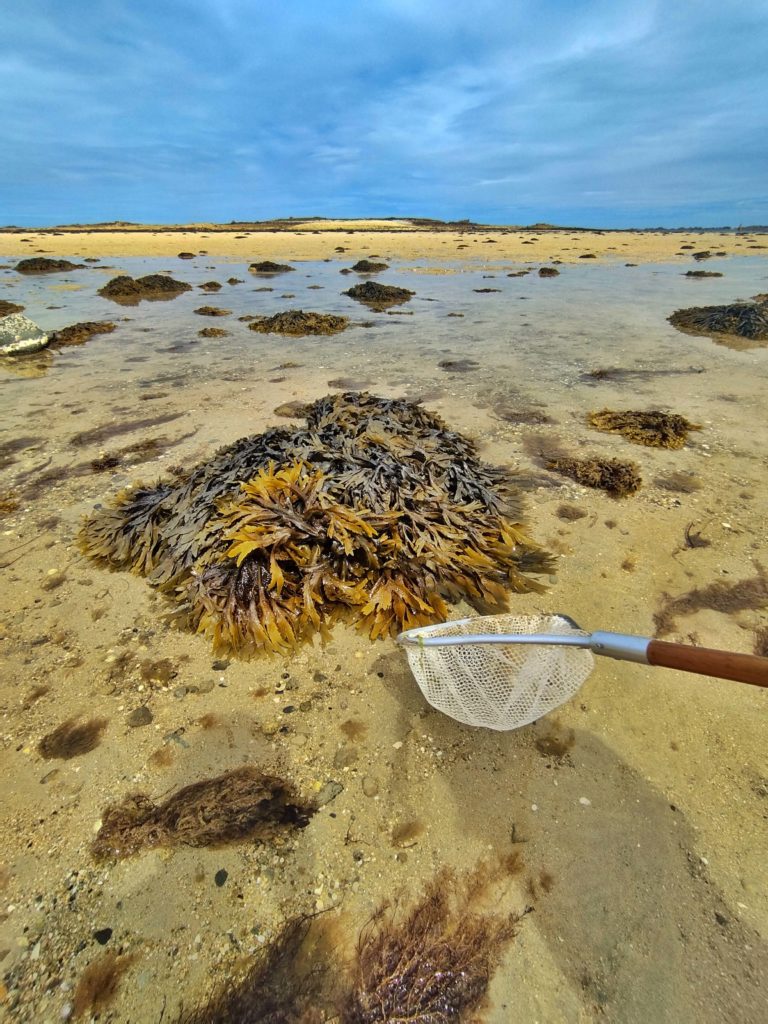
xmin=402 ymin=613 xmax=594 ymax=730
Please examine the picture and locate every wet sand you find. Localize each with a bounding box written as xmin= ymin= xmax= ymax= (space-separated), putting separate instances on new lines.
xmin=1 ymin=238 xmax=767 ymax=1021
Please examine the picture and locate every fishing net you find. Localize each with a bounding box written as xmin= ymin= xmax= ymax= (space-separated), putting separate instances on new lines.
xmin=400 ymin=614 xmax=594 ymax=730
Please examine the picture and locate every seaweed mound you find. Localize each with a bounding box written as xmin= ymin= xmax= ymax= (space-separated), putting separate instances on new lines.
xmin=249 ymin=261 xmax=295 ymax=274
xmin=344 ymin=281 xmax=415 ymax=310
xmin=684 ymin=270 xmax=722 ymax=278
xmin=249 ymin=310 xmax=349 ymax=336
xmin=80 ymin=393 xmax=553 ymax=657
xmin=0 ymin=300 xmax=24 ymax=316
xmin=98 ymin=274 xmax=192 ymax=304
xmin=350 ymin=259 xmax=389 ymax=273
xmin=48 ymin=321 xmax=116 ymax=347
xmin=587 ymin=409 xmax=701 ymax=449
xmin=92 ymin=766 xmax=313 ymax=859
xmin=538 ymin=267 xmax=560 ymax=277
xmin=668 ymin=299 xmax=768 ymax=342
xmin=548 ymin=455 xmax=641 ymax=496
xmin=15 ymin=257 xmax=82 ymax=273
xmin=193 ymin=305 xmax=230 ymax=317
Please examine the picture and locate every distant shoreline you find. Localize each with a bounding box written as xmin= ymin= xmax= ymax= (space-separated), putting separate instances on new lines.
xmin=2 ymin=221 xmax=767 ymax=265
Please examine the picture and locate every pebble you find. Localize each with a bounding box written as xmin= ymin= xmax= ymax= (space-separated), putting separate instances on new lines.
xmin=316 ymin=780 xmax=344 ymax=807
xmin=126 ymin=706 xmax=153 ymax=728
xmin=196 ymin=679 xmax=215 ymax=694
xmin=362 ymin=776 xmax=379 ymax=798
xmin=579 ymin=797 xmax=592 ymax=806
xmin=214 ymin=869 xmax=228 ymax=887
xmin=93 ymin=927 xmax=113 ymax=945
xmin=211 ymin=660 xmax=229 ymax=670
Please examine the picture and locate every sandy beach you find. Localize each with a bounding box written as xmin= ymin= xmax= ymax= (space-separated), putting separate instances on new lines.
xmin=1 ymin=226 xmax=767 ymax=1021
xmin=2 ymin=220 xmax=766 ymax=264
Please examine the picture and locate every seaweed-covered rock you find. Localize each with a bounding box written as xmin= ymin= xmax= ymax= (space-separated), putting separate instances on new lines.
xmin=199 ymin=327 xmax=228 ymax=338
xmin=349 ymin=259 xmax=389 ymax=273
xmin=0 ymin=313 xmax=49 ymax=355
xmin=249 ymin=310 xmax=349 ymax=336
xmin=98 ymin=274 xmax=192 ymax=304
xmin=177 ymin=252 xmax=196 ymax=259
xmin=0 ymin=300 xmax=24 ymax=316
xmin=547 ymin=455 xmax=641 ymax=497
xmin=684 ymin=270 xmax=722 ymax=278
xmin=193 ymin=305 xmax=231 ymax=317
xmin=48 ymin=321 xmax=116 ymax=348
xmin=80 ymin=393 xmax=554 ymax=657
xmin=668 ymin=299 xmax=768 ymax=342
xmin=538 ymin=267 xmax=560 ymax=277
xmin=587 ymin=409 xmax=701 ymax=449
xmin=198 ymin=280 xmax=222 ymax=291
xmin=248 ymin=261 xmax=295 ymax=274
xmin=15 ymin=257 xmax=83 ymax=274
xmin=344 ymin=281 xmax=415 ymax=310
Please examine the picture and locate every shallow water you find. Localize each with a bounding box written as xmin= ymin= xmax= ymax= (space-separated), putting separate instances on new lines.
xmin=1 ymin=254 xmax=767 ymax=1022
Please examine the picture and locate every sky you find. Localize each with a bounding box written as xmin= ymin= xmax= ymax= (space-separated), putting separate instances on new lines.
xmin=2 ymin=0 xmax=767 ymax=228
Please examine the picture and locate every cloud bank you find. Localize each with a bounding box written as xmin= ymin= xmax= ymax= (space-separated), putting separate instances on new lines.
xmin=2 ymin=0 xmax=767 ymax=226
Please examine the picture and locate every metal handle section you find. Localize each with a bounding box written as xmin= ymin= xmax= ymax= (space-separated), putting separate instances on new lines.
xmin=588 ymin=631 xmax=651 ymax=664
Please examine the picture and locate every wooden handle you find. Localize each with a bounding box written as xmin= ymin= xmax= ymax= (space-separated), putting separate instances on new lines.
xmin=647 ymin=640 xmax=768 ymax=688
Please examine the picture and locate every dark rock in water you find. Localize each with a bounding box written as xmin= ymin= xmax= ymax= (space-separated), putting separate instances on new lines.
xmin=199 ymin=280 xmax=222 ymax=291
xmin=578 ymin=254 xmax=597 ymax=259
xmin=199 ymin=326 xmax=228 ymax=338
xmin=0 ymin=300 xmax=24 ymax=316
xmin=80 ymin=392 xmax=553 ymax=658
xmin=249 ymin=310 xmax=349 ymax=336
xmin=439 ymin=359 xmax=479 ymax=373
xmin=349 ymin=259 xmax=389 ymax=273
xmin=344 ymin=281 xmax=414 ymax=310
xmin=507 ymin=270 xmax=530 ymax=277
xmin=588 ymin=409 xmax=701 ymax=449
xmin=692 ymin=251 xmax=711 ymax=261
xmin=547 ymin=455 xmax=641 ymax=497
xmin=227 ymin=277 xmax=244 ymax=285
xmin=126 ymin=706 xmax=153 ymax=728
xmin=15 ymin=257 xmax=83 ymax=273
xmin=538 ymin=267 xmax=559 ymax=277
xmin=99 ymin=275 xmax=192 ymax=304
xmin=194 ymin=305 xmax=231 ymax=317
xmin=668 ymin=299 xmax=768 ymax=342
xmin=248 ymin=261 xmax=295 ymax=274
xmin=49 ymin=321 xmax=116 ymax=348
xmin=474 ymin=288 xmax=501 ymax=293
xmin=684 ymin=271 xmax=723 ymax=278
xmin=178 ymin=252 xmax=196 ymax=259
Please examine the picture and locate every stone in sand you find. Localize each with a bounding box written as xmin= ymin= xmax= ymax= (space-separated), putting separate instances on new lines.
xmin=0 ymin=313 xmax=49 ymax=355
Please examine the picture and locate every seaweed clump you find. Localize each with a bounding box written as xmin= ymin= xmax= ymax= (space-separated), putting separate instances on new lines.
xmin=547 ymin=455 xmax=641 ymax=496
xmin=587 ymin=409 xmax=701 ymax=449
xmin=249 ymin=261 xmax=295 ymax=274
xmin=249 ymin=310 xmax=349 ymax=337
xmin=98 ymin=274 xmax=192 ymax=304
xmin=92 ymin=766 xmax=314 ymax=860
xmin=654 ymin=566 xmax=768 ymax=635
xmin=15 ymin=257 xmax=82 ymax=273
xmin=38 ymin=717 xmax=108 ymax=759
xmin=340 ymin=867 xmax=518 ymax=1023
xmin=343 ymin=281 xmax=415 ymax=310
xmin=668 ymin=299 xmax=768 ymax=342
xmin=0 ymin=300 xmax=25 ymax=316
xmin=48 ymin=321 xmax=116 ymax=347
xmin=80 ymin=392 xmax=553 ymax=657
xmin=350 ymin=259 xmax=389 ymax=273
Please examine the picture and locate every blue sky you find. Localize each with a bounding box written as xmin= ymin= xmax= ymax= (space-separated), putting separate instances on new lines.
xmin=2 ymin=0 xmax=767 ymax=227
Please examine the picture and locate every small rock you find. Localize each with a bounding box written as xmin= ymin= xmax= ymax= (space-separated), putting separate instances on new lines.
xmin=316 ymin=780 xmax=344 ymax=807
xmin=214 ymin=869 xmax=228 ymax=887
xmin=211 ymin=659 xmax=229 ymax=671
xmin=126 ymin=706 xmax=153 ymax=728
xmin=362 ymin=776 xmax=379 ymax=798
xmin=93 ymin=927 xmax=113 ymax=945
xmin=578 ymin=796 xmax=591 ymax=806
xmin=196 ymin=679 xmax=215 ymax=694
xmin=0 ymin=313 xmax=49 ymax=355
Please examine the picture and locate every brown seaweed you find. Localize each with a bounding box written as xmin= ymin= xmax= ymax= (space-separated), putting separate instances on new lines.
xmin=0 ymin=299 xmax=25 ymax=316
xmin=340 ymin=867 xmax=518 ymax=1023
xmin=654 ymin=567 xmax=768 ymax=635
xmin=587 ymin=409 xmax=701 ymax=449
xmin=349 ymin=259 xmax=389 ymax=273
xmin=194 ymin=305 xmax=231 ymax=317
xmin=15 ymin=257 xmax=82 ymax=273
xmin=98 ymin=275 xmax=192 ymax=304
xmin=249 ymin=310 xmax=349 ymax=336
xmin=92 ymin=766 xmax=314 ymax=860
xmin=73 ymin=952 xmax=138 ymax=1018
xmin=80 ymin=393 xmax=553 ymax=657
xmin=668 ymin=299 xmax=768 ymax=342
xmin=48 ymin=321 xmax=116 ymax=347
xmin=547 ymin=455 xmax=641 ymax=496
xmin=38 ymin=717 xmax=108 ymax=759
xmin=248 ymin=261 xmax=295 ymax=274
xmin=343 ymin=281 xmax=414 ymax=310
